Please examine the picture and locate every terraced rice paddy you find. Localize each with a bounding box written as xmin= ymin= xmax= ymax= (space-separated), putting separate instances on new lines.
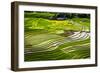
xmin=24 ymin=12 xmax=90 ymax=61
xmin=24 ymin=30 xmax=90 ymax=61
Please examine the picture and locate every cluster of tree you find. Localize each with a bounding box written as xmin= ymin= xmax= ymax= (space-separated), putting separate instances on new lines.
xmin=24 ymin=11 xmax=55 ymax=19
xmin=65 ymin=13 xmax=90 ymax=18
xmin=50 ymin=13 xmax=90 ymax=20
xmin=25 ymin=11 xmax=90 ymax=20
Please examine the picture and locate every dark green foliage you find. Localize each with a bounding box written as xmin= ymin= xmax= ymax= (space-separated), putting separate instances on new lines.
xmin=24 ymin=12 xmax=55 ymax=19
